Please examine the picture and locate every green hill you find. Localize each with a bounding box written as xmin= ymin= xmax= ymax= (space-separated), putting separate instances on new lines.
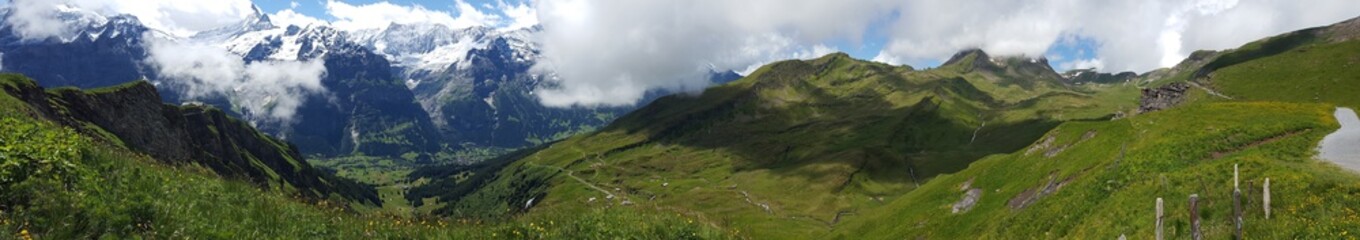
xmin=828 ymin=16 xmax=1360 ymax=239
xmin=1143 ymin=16 xmax=1360 ymax=109
xmin=413 ymin=51 xmax=1140 ymax=238
xmin=414 ymin=16 xmax=1360 ymax=239
xmin=5 ymin=13 xmax=1358 ymax=240
xmin=831 ymin=102 xmax=1358 ymax=239
xmin=0 ymin=74 xmax=377 ymax=203
xmin=0 ymin=74 xmax=720 ymax=239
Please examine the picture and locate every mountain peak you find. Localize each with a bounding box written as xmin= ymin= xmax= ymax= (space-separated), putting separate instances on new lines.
xmin=818 ymin=52 xmax=853 ymax=60
xmin=248 ymin=5 xmax=273 ymax=28
xmin=190 ymin=6 xmax=275 ymax=41
xmin=941 ymin=49 xmax=1065 ymax=83
xmin=943 ymin=49 xmax=992 ymax=67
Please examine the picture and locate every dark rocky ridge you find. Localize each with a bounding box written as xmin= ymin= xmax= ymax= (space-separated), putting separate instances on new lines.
xmin=1138 ymin=82 xmax=1190 ymax=113
xmin=0 ymin=74 xmax=379 ymax=204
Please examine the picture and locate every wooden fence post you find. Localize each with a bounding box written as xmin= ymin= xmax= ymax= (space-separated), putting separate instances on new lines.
xmin=1264 ymin=178 xmax=1271 ymax=219
xmin=1233 ymin=164 xmax=1243 ymax=239
xmin=1234 ymin=189 xmax=1243 ymax=239
xmin=1234 ymin=164 xmax=1239 ymax=189
xmin=1156 ymin=197 xmax=1164 ymax=240
xmin=1190 ymin=194 xmax=1201 ymax=240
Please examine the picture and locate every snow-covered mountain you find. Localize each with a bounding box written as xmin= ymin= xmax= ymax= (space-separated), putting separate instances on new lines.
xmin=0 ymin=5 xmax=441 ymax=158
xmin=0 ymin=7 xmax=171 ymax=97
xmin=341 ymin=23 xmax=739 ymax=149
xmin=0 ymin=4 xmax=740 ymax=157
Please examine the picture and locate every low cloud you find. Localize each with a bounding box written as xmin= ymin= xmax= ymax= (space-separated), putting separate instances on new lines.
xmin=530 ymin=0 xmax=1360 ymax=107
xmin=1059 ymin=59 xmax=1104 ymax=71
xmin=144 ymin=36 xmax=326 ymax=123
xmin=880 ymin=0 xmax=1360 ymax=72
xmin=531 ymin=0 xmax=895 ymax=107
xmin=5 ymin=0 xmax=81 ymax=40
xmin=5 ymin=0 xmax=256 ymax=39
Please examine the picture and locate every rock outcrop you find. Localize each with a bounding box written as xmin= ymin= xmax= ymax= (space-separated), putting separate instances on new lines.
xmin=1138 ymin=83 xmax=1191 ymax=113
xmin=0 ymin=74 xmax=379 ymax=204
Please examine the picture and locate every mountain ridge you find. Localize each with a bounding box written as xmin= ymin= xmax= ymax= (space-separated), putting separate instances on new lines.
xmin=410 ymin=49 xmax=1139 ymax=238
xmin=0 ymin=74 xmax=379 ymax=204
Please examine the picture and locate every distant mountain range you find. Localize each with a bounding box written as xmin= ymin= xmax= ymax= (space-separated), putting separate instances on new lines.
xmin=0 ymin=5 xmax=740 ymax=159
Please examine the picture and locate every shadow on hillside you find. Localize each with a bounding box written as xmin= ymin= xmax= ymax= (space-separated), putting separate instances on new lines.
xmin=605 ymin=58 xmax=1062 ymax=189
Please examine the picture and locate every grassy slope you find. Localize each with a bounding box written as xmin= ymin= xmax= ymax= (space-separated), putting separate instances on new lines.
xmin=832 ymin=102 xmax=1360 ymax=239
xmin=1143 ymin=17 xmax=1360 ymax=108
xmin=1 ymin=74 xmax=383 ymax=203
xmin=832 ymin=17 xmax=1360 ymax=239
xmin=0 ymin=77 xmax=721 ymax=239
xmin=1212 ymin=38 xmax=1360 ymax=108
xmin=432 ymin=53 xmax=1139 ymax=238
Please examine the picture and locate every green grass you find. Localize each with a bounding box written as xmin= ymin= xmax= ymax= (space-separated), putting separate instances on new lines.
xmin=1212 ymin=39 xmax=1360 ymax=108
xmin=0 ymin=73 xmax=725 ymax=239
xmin=0 ymin=99 xmax=724 ymax=240
xmin=433 ymin=53 xmax=1140 ymax=238
xmin=311 ymin=155 xmax=419 ymax=216
xmin=1134 ymin=19 xmax=1360 ymax=110
xmin=830 ymin=102 xmax=1360 ymax=239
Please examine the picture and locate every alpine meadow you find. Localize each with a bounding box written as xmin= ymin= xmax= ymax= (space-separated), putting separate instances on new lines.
xmin=2 ymin=0 xmax=1359 ymax=239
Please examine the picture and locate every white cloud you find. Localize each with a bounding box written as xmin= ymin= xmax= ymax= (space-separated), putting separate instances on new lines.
xmin=531 ymin=0 xmax=1360 ymax=107
xmin=5 ymin=0 xmax=257 ymax=39
xmin=531 ymin=0 xmax=897 ymax=107
xmin=1059 ymin=59 xmax=1104 ymax=71
xmin=325 ymin=0 xmax=500 ymax=31
xmin=877 ymin=0 xmax=1360 ymax=72
xmin=4 ymin=0 xmax=74 ymax=40
xmin=270 ymin=9 xmax=325 ymax=28
xmin=144 ymin=36 xmax=327 ymax=123
xmin=496 ymin=0 xmax=538 ymax=31
xmin=1179 ymin=0 xmax=1360 ymax=56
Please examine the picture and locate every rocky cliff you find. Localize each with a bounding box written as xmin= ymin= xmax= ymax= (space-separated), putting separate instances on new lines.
xmin=0 ymin=74 xmax=379 ymax=204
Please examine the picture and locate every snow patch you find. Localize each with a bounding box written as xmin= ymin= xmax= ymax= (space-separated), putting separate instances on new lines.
xmin=417 ymin=35 xmax=487 ymax=71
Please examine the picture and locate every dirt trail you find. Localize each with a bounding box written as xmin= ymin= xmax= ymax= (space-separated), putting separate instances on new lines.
xmin=527 ymin=150 xmax=615 ymax=198
xmin=1211 ymin=129 xmax=1309 ymax=159
xmin=1188 ymin=81 xmax=1234 ymax=100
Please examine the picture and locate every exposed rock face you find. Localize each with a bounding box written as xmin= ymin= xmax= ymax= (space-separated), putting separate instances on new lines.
xmin=224 ymin=24 xmax=444 ymax=158
xmin=1007 ymin=172 xmax=1075 ymax=210
xmin=0 ymin=75 xmax=379 ymax=204
xmin=952 ymin=188 xmax=983 ymax=214
xmin=1139 ymin=83 xmax=1191 ymax=113
xmin=0 ymin=14 xmax=159 ymax=99
xmin=1324 ymin=16 xmax=1360 ymax=42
